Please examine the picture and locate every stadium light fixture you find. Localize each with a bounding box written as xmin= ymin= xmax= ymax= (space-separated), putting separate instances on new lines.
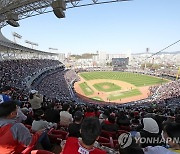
xmin=51 ymin=0 xmax=66 ymax=18
xmin=25 ymin=40 xmax=38 ymax=49
xmin=49 ymin=47 xmax=58 ymax=50
xmin=12 ymin=32 xmax=22 ymax=43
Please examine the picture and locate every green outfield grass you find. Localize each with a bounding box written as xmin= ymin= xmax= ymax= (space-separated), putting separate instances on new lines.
xmin=93 ymin=82 xmax=121 ymax=92
xmin=91 ymin=96 xmax=103 ymax=101
xmin=79 ymin=82 xmax=94 ymax=96
xmin=108 ymin=89 xmax=141 ymax=101
xmin=80 ymin=71 xmax=168 ymax=87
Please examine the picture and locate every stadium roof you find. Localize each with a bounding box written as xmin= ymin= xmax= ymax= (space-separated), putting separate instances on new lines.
xmin=0 ymin=30 xmax=58 ymax=55
xmin=0 ymin=0 xmax=130 ymax=28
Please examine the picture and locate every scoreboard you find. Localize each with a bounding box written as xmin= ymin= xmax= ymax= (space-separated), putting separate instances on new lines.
xmin=112 ymin=58 xmax=129 ymax=66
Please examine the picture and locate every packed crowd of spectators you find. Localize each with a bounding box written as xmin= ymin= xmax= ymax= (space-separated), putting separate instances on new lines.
xmin=0 ymin=59 xmax=61 ymax=89
xmin=35 ymin=70 xmax=72 ymax=101
xmin=0 ymin=59 xmax=78 ymax=104
xmin=64 ymin=69 xmax=80 ymax=85
xmin=149 ymin=80 xmax=180 ymax=105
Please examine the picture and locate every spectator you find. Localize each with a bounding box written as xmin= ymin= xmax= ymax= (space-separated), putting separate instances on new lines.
xmin=68 ymin=111 xmax=83 ymax=138
xmin=0 ymin=100 xmax=32 ymax=153
xmin=163 ymin=122 xmax=180 ymax=152
xmin=32 ymin=110 xmax=57 ymax=132
xmin=60 ymin=103 xmax=73 ymax=126
xmin=116 ymin=111 xmax=130 ymax=127
xmin=29 ymin=90 xmax=43 ymax=114
xmin=119 ymin=137 xmax=144 ymax=154
xmin=135 ymin=118 xmax=163 ymax=148
xmin=62 ymin=117 xmax=106 ymax=154
xmin=22 ymin=107 xmax=33 ymax=126
xmin=0 ymin=86 xmax=12 ymax=104
xmin=0 ymin=86 xmax=12 ymax=96
xmin=84 ymin=106 xmax=95 ymax=117
xmin=175 ymin=114 xmax=180 ymax=124
xmin=0 ymin=87 xmax=27 ymax=123
xmin=101 ymin=115 xmax=119 ymax=132
xmin=144 ymin=122 xmax=180 ymax=154
xmin=0 ymin=93 xmax=11 ymax=104
xmin=44 ymin=103 xmax=60 ymax=123
xmin=16 ymin=105 xmax=27 ymax=123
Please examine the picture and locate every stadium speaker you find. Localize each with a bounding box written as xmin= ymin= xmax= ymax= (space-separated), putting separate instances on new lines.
xmin=6 ymin=12 xmax=19 ymax=27
xmin=6 ymin=20 xmax=20 ymax=27
xmin=53 ymin=8 xmax=65 ymax=18
xmin=51 ymin=0 xmax=66 ymax=18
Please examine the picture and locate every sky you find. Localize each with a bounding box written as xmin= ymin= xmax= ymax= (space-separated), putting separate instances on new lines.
xmin=2 ymin=0 xmax=180 ymax=55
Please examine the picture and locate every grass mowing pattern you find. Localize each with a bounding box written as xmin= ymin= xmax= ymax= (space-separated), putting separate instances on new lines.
xmin=108 ymin=89 xmax=141 ymax=101
xmin=79 ymin=82 xmax=94 ymax=96
xmin=93 ymin=82 xmax=121 ymax=92
xmin=91 ymin=96 xmax=103 ymax=101
xmin=80 ymin=72 xmax=168 ymax=87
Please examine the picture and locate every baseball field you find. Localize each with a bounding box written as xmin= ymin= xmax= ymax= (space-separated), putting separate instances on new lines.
xmin=74 ymin=71 xmax=168 ymax=104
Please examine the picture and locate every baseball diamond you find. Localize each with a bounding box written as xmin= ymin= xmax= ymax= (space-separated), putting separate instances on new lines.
xmin=74 ymin=71 xmax=169 ymax=104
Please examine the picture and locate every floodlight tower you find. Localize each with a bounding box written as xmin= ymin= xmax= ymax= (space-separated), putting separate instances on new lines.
xmin=144 ymin=48 xmax=150 ymax=70
xmin=12 ymin=32 xmax=22 ymax=43
xmin=25 ymin=40 xmax=38 ymax=49
xmin=49 ymin=47 xmax=58 ymax=52
xmin=176 ymin=67 xmax=180 ymax=80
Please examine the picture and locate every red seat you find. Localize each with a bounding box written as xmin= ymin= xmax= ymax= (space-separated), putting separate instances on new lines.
xmin=97 ymin=136 xmax=114 ymax=148
xmin=24 ymin=124 xmax=34 ymax=133
xmin=31 ymin=150 xmax=54 ymax=154
xmin=119 ymin=126 xmax=131 ymax=131
xmin=21 ymin=132 xmax=41 ymax=154
xmin=100 ymin=130 xmax=117 ymax=139
xmin=24 ymin=124 xmax=32 ymax=130
xmin=48 ymin=128 xmax=68 ymax=144
xmin=118 ymin=130 xmax=128 ymax=136
xmin=57 ymin=123 xmax=68 ymax=131
xmin=97 ymin=136 xmax=110 ymax=143
xmin=113 ymin=139 xmax=119 ymax=149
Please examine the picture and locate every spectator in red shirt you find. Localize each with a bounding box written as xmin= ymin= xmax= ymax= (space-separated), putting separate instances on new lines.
xmin=84 ymin=106 xmax=95 ymax=118
xmin=0 ymin=100 xmax=52 ymax=153
xmin=0 ymin=100 xmax=32 ymax=153
xmin=62 ymin=117 xmax=106 ymax=154
xmin=101 ymin=114 xmax=119 ymax=132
